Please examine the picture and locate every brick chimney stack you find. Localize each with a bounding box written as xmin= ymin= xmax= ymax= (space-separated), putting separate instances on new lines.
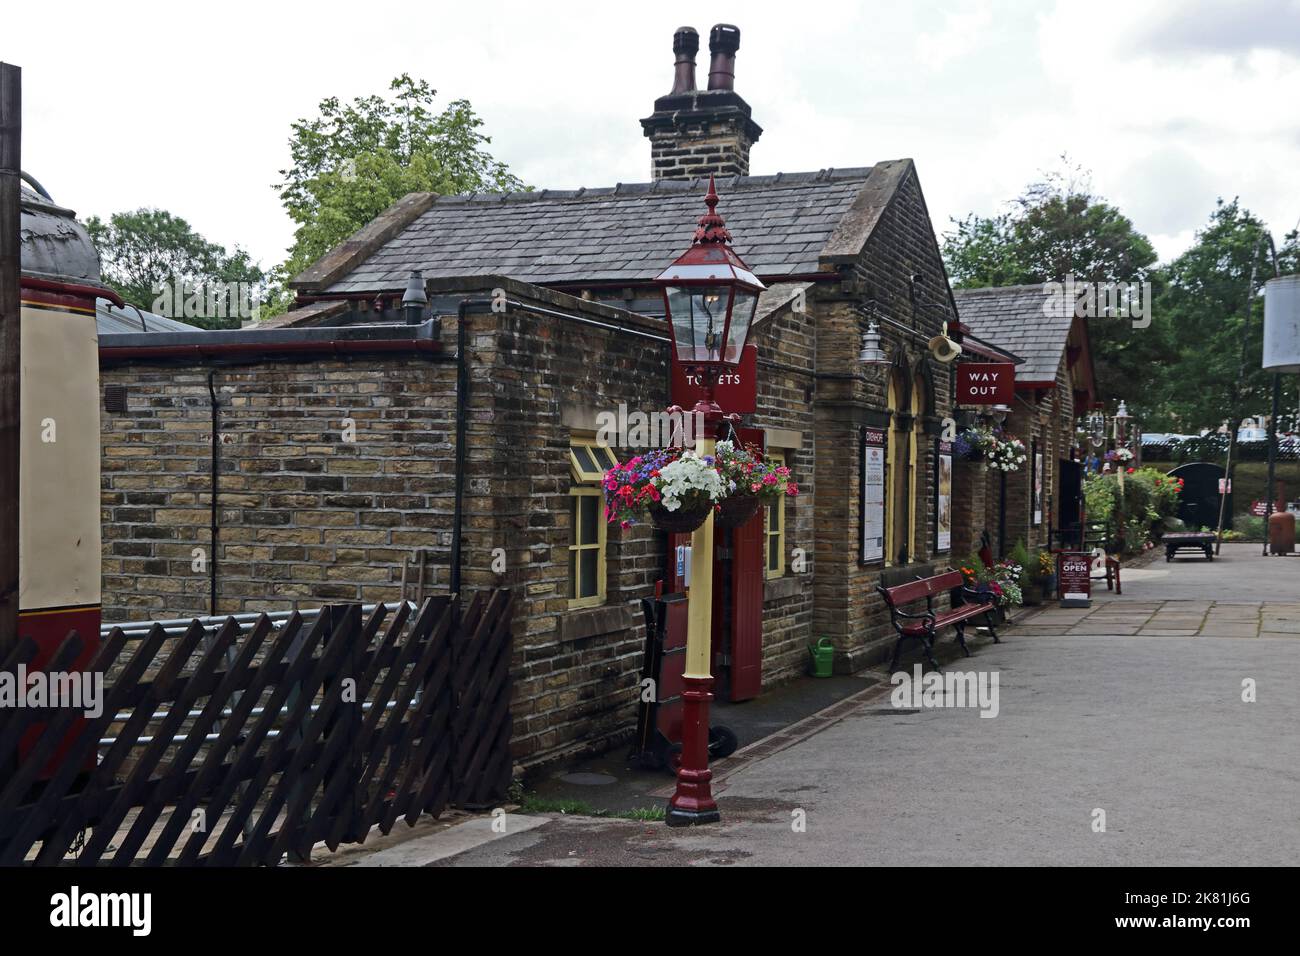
xmin=640 ymin=24 xmax=763 ymax=181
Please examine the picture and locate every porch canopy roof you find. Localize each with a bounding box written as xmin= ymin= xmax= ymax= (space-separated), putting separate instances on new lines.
xmin=953 ymin=283 xmax=1098 ymax=407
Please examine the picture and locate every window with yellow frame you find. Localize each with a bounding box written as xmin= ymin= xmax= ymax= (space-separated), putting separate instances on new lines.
xmin=568 ymin=437 xmax=618 ymax=608
xmin=765 ymin=451 xmax=786 ymax=578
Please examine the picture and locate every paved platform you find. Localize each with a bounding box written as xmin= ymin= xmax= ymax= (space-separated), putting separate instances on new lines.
xmin=339 ymin=541 xmax=1300 ymax=866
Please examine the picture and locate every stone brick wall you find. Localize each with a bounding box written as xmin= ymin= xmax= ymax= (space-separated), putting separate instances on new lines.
xmin=809 ymin=165 xmax=958 ymax=672
xmin=455 ymin=285 xmax=670 ymax=765
xmin=640 ymin=91 xmax=761 ymax=181
xmin=100 ymin=358 xmax=457 ymax=623
xmin=751 ymin=296 xmax=816 ymax=683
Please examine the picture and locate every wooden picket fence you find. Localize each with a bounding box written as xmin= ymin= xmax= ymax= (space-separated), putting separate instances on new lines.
xmin=0 ymin=590 xmax=512 ymax=866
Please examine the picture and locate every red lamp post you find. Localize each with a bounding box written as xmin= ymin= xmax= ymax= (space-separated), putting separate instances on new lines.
xmin=655 ymin=176 xmax=766 ymax=827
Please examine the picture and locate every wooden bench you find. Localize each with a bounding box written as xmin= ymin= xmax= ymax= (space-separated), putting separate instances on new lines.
xmin=877 ymin=570 xmax=1000 ymax=671
xmin=1163 ymin=531 xmax=1215 ymax=562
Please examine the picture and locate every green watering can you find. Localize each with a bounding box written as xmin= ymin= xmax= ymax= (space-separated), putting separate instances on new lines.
xmin=809 ymin=637 xmax=835 ymax=678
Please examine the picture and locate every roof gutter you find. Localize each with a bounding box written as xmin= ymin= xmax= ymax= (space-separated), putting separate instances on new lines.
xmin=295 ymin=272 xmax=840 ymax=305
xmin=100 ymin=338 xmax=442 ymax=363
xmin=98 ymin=321 xmax=444 ymax=364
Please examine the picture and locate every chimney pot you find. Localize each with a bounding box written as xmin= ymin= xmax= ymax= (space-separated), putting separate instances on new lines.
xmin=708 ymin=24 xmax=741 ymax=90
xmin=642 ymin=24 xmax=761 ymax=181
xmin=671 ymin=26 xmax=699 ymax=94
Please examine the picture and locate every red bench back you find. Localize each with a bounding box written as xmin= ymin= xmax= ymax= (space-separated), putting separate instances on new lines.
xmin=880 ymin=570 xmax=964 ymax=606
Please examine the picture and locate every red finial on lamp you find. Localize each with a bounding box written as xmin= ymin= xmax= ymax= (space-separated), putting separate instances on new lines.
xmin=693 ymin=175 xmax=732 ymax=245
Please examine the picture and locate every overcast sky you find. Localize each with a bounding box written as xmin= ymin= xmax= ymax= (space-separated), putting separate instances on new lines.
xmin=10 ymin=0 xmax=1300 ymax=273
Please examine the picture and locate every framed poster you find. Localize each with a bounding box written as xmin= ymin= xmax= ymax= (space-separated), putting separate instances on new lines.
xmin=936 ymin=440 xmax=952 ymax=553
xmin=1032 ymin=444 xmax=1043 ymax=526
xmin=861 ymin=426 xmax=886 ymax=564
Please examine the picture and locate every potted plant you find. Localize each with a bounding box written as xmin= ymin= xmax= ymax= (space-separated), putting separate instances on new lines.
xmin=1010 ymin=542 xmax=1041 ymax=605
xmin=990 ymin=558 xmax=1024 ymax=620
xmin=1038 ymin=550 xmax=1057 ymax=599
xmin=602 ymin=447 xmax=725 ymax=534
xmin=712 ymin=439 xmax=799 ymax=529
xmin=957 ymin=553 xmax=1006 ymax=613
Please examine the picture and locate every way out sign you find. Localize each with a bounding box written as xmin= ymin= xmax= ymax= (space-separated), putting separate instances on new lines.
xmin=956 ymin=362 xmax=1015 ymax=406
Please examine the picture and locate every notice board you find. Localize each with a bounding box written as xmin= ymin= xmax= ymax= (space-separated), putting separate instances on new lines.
xmin=862 ymin=426 xmax=886 ymax=563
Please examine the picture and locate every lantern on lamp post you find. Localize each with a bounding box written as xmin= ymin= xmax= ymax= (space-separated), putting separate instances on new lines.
xmin=1114 ymin=400 xmax=1131 ymax=443
xmin=654 ymin=176 xmax=766 ymax=827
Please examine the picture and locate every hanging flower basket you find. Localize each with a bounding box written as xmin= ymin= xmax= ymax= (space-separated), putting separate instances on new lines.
xmin=603 ymin=448 xmax=724 ymax=529
xmin=648 ymin=496 xmax=715 ymax=533
xmin=714 ymin=493 xmax=762 ymax=529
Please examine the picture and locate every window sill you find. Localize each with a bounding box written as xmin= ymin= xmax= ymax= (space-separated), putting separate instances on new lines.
xmin=764 ymin=576 xmax=804 ymax=602
xmin=558 ymin=603 xmax=636 ymax=643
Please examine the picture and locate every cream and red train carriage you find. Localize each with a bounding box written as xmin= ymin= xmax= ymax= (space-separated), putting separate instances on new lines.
xmin=14 ymin=178 xmax=120 ymax=729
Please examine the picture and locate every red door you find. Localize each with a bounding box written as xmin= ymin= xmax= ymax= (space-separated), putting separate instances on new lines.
xmin=661 ymin=429 xmax=767 ymax=702
xmin=726 ymin=427 xmax=766 ymax=701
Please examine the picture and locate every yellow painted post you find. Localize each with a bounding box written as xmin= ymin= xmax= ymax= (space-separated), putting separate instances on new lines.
xmin=683 ymin=437 xmax=716 ymax=679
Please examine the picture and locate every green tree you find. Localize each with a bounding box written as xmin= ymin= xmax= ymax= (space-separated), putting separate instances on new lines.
xmin=271 ymin=74 xmax=526 ymax=306
xmin=86 ymin=208 xmax=266 ymax=329
xmin=942 ymin=159 xmax=1163 ymax=409
xmin=1151 ymin=200 xmax=1299 ymax=442
xmin=944 ymin=161 xmax=1157 ymax=288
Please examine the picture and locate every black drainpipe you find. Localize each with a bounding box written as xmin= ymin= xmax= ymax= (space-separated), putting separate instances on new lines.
xmin=207 ymin=370 xmax=220 ymax=616
xmin=449 ymin=301 xmax=470 ymax=597
xmin=998 ymin=470 xmax=1007 ymax=559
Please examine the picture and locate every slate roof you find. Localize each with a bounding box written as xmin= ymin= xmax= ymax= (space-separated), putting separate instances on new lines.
xmin=319 ymin=168 xmax=875 ymax=294
xmin=953 ymin=284 xmax=1075 ymax=382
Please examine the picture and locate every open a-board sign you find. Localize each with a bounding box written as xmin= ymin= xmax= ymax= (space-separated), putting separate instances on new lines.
xmin=1058 ymin=551 xmax=1091 ymax=607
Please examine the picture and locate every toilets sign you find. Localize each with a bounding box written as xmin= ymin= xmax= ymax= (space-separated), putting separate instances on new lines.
xmin=956 ymin=363 xmax=1015 ymax=406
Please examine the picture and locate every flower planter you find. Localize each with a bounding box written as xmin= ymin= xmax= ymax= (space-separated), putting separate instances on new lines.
xmin=714 ymin=494 xmax=762 ymax=529
xmin=1022 ymin=583 xmax=1043 ymax=606
xmin=648 ymin=498 xmax=714 ymax=534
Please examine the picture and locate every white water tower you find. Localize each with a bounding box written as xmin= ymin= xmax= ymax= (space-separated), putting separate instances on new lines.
xmin=1263 ymin=274 xmax=1300 ymax=372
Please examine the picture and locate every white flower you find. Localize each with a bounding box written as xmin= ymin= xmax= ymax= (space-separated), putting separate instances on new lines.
xmin=655 ymin=452 xmax=725 ymax=511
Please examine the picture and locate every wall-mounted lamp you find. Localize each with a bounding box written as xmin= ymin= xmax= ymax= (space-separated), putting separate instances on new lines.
xmin=859 ymin=320 xmax=888 ymax=365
